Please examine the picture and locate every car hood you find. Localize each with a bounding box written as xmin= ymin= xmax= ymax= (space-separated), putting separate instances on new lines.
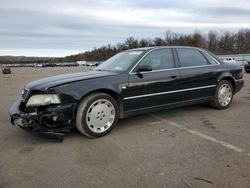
xmin=25 ymin=70 xmax=117 ymax=90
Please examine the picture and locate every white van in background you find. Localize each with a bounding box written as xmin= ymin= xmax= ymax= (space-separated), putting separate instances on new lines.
xmin=220 ymin=57 xmax=236 ymax=64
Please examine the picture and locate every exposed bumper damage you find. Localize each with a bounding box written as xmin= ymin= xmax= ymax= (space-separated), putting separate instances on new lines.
xmin=10 ymin=100 xmax=76 ymax=142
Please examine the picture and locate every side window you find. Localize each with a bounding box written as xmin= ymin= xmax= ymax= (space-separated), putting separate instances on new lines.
xmin=176 ymin=48 xmax=209 ymax=67
xmin=202 ymin=52 xmax=218 ymax=65
xmin=136 ymin=49 xmax=175 ymax=71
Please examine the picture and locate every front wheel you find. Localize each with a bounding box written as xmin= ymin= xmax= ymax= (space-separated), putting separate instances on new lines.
xmin=210 ymin=80 xmax=234 ymax=109
xmin=76 ymin=93 xmax=119 ymax=138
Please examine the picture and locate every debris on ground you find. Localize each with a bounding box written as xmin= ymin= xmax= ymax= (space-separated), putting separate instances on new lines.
xmin=2 ymin=67 xmax=11 ymax=74
xmin=194 ymin=177 xmax=214 ymax=184
xmin=159 ymin=128 xmax=168 ymax=133
xmin=180 ymin=177 xmax=192 ymax=187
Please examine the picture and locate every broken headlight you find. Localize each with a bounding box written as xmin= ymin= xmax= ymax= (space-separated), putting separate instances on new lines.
xmin=26 ymin=94 xmax=61 ymax=107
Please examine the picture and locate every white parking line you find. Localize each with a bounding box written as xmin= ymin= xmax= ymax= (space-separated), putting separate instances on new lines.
xmin=152 ymin=115 xmax=247 ymax=154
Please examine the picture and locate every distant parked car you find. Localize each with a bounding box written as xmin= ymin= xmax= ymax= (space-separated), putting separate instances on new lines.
xmin=10 ymin=46 xmax=244 ymax=139
xmin=244 ymin=61 xmax=250 ymax=73
xmin=86 ymin=62 xmax=93 ymax=66
xmin=2 ymin=67 xmax=11 ymax=74
xmin=94 ymin=62 xmax=102 ymax=66
xmin=86 ymin=62 xmax=99 ymax=66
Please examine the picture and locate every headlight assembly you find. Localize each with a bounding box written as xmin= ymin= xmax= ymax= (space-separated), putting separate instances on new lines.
xmin=26 ymin=94 xmax=61 ymax=107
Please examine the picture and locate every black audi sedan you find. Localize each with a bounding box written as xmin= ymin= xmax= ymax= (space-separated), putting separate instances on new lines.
xmin=10 ymin=46 xmax=244 ymax=139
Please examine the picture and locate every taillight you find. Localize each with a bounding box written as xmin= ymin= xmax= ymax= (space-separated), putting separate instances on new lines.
xmin=240 ymin=67 xmax=243 ymax=78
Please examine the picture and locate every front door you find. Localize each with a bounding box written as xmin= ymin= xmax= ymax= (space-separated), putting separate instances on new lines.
xmin=123 ymin=48 xmax=181 ymax=112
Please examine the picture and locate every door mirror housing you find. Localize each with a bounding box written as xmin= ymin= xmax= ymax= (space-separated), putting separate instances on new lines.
xmin=136 ymin=65 xmax=152 ymax=73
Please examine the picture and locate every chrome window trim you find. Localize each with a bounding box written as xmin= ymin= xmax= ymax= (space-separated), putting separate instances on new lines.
xmin=128 ymin=47 xmax=220 ymax=74
xmin=130 ymin=67 xmax=179 ymax=74
xmin=129 ymin=64 xmax=220 ymax=75
xmin=123 ymin=85 xmax=216 ymax=100
xmin=199 ymin=49 xmax=221 ymax=65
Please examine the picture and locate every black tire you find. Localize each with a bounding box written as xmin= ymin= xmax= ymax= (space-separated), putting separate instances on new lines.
xmin=76 ymin=92 xmax=119 ymax=138
xmin=210 ymin=80 xmax=234 ymax=109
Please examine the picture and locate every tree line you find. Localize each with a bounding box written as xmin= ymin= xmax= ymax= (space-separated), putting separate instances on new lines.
xmin=82 ymin=28 xmax=250 ymax=61
xmin=1 ymin=28 xmax=249 ymax=64
xmin=0 ymin=56 xmax=60 ymax=64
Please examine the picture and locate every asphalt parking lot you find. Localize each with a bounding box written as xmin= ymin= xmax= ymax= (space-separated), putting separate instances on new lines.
xmin=0 ymin=67 xmax=250 ymax=188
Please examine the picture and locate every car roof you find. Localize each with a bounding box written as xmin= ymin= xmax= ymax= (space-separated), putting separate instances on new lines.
xmin=126 ymin=46 xmax=223 ymax=65
xmin=126 ymin=46 xmax=203 ymax=52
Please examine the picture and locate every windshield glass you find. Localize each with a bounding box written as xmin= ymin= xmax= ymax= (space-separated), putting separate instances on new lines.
xmin=94 ymin=50 xmax=145 ymax=73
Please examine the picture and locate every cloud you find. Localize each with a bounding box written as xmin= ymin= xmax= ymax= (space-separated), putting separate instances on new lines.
xmin=0 ymin=0 xmax=249 ymax=56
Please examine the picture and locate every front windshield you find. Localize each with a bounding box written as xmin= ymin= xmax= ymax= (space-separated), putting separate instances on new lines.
xmin=94 ymin=50 xmax=145 ymax=73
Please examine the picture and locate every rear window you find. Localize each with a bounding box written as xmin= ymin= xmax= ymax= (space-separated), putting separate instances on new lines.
xmin=176 ymin=48 xmax=209 ymax=67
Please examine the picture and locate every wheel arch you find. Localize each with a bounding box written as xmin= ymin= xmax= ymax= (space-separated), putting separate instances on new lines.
xmin=218 ymin=76 xmax=236 ymax=93
xmin=76 ymin=88 xmax=123 ymax=118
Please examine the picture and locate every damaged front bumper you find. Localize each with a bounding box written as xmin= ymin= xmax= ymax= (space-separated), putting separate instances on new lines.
xmin=10 ymin=100 xmax=76 ymax=142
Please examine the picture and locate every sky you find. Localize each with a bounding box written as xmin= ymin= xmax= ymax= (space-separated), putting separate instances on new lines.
xmin=0 ymin=0 xmax=250 ymax=57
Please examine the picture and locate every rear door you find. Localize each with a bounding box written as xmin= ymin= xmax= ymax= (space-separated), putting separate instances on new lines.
xmin=175 ymin=48 xmax=218 ymax=101
xmin=123 ymin=48 xmax=181 ymax=112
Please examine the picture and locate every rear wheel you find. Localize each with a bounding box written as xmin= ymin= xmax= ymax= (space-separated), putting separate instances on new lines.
xmin=210 ymin=80 xmax=234 ymax=109
xmin=76 ymin=93 xmax=119 ymax=137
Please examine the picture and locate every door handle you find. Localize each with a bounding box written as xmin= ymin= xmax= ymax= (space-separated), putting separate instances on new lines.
xmin=170 ymin=75 xmax=177 ymax=79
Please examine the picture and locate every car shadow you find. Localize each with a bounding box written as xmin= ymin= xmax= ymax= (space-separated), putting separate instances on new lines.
xmin=62 ymin=103 xmax=212 ymax=141
xmin=15 ymin=103 xmax=213 ymax=143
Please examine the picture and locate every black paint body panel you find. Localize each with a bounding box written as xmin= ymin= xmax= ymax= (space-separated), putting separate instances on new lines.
xmin=10 ymin=46 xmax=244 ymax=132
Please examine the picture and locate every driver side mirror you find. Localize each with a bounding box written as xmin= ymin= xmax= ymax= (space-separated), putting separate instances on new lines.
xmin=135 ymin=65 xmax=152 ymax=78
xmin=136 ymin=65 xmax=152 ymax=73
